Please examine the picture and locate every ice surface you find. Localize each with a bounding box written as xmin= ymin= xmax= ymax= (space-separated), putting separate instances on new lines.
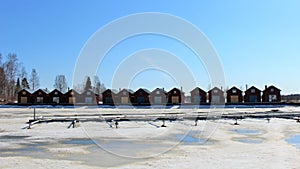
xmin=1 ymin=106 xmax=300 ymax=168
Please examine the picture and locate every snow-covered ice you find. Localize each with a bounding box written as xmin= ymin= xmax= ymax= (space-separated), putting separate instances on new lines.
xmin=1 ymin=106 xmax=300 ymax=168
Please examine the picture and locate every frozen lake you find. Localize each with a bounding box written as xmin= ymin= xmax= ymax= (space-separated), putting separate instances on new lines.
xmin=1 ymin=107 xmax=300 ymax=168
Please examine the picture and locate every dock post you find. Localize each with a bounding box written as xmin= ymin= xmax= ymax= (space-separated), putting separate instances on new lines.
xmin=161 ymin=120 xmax=166 ymax=127
xmin=234 ymin=117 xmax=239 ymax=125
xmin=33 ymin=107 xmax=36 ymax=120
xmin=72 ymin=121 xmax=75 ymax=128
xmin=115 ymin=121 xmax=119 ymax=128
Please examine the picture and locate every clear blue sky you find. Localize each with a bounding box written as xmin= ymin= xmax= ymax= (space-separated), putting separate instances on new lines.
xmin=1 ymin=0 xmax=300 ymax=94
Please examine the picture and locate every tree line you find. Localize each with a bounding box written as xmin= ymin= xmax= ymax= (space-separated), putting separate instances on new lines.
xmin=0 ymin=53 xmax=39 ymax=102
xmin=72 ymin=75 xmax=106 ymax=98
xmin=0 ymin=53 xmax=106 ymax=103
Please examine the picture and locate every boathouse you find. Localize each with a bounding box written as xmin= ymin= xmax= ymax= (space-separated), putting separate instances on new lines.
xmin=208 ymin=87 xmax=225 ymax=104
xmin=79 ymin=89 xmax=98 ymax=104
xmin=262 ymin=85 xmax=281 ymax=102
xmin=64 ymin=89 xmax=79 ymax=104
xmin=244 ymin=86 xmax=261 ymax=103
xmin=133 ymin=88 xmax=150 ymax=105
xmin=17 ymin=89 xmax=32 ymax=104
xmin=48 ymin=89 xmax=64 ymax=104
xmin=226 ymin=86 xmax=243 ymax=103
xmin=32 ymin=89 xmax=48 ymax=104
xmin=102 ymin=89 xmax=117 ymax=105
xmin=167 ymin=88 xmax=184 ymax=104
xmin=149 ymin=88 xmax=167 ymax=105
xmin=115 ymin=89 xmax=134 ymax=105
xmin=190 ymin=87 xmax=207 ymax=104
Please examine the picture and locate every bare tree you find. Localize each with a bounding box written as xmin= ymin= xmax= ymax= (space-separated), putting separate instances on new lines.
xmin=100 ymin=82 xmax=106 ymax=94
xmin=0 ymin=53 xmax=1 ymax=66
xmin=0 ymin=67 xmax=5 ymax=95
xmin=4 ymin=53 xmax=19 ymax=101
xmin=93 ymin=76 xmax=101 ymax=94
xmin=30 ymin=68 xmax=40 ymax=91
xmin=20 ymin=66 xmax=27 ymax=80
xmin=0 ymin=54 xmax=6 ymax=100
xmin=54 ymin=75 xmax=68 ymax=93
xmin=93 ymin=76 xmax=106 ymax=101
xmin=94 ymin=76 xmax=106 ymax=93
xmin=73 ymin=83 xmax=84 ymax=93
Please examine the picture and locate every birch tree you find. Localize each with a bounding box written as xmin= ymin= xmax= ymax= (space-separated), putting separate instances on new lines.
xmin=30 ymin=68 xmax=40 ymax=91
xmin=4 ymin=53 xmax=19 ymax=101
xmin=54 ymin=75 xmax=68 ymax=93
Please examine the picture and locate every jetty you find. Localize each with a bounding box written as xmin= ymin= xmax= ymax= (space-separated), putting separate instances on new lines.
xmin=23 ymin=108 xmax=300 ymax=129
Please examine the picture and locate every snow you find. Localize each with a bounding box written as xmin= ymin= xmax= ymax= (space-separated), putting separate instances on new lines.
xmin=1 ymin=106 xmax=300 ymax=168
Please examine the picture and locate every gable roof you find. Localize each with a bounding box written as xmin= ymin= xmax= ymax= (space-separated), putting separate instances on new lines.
xmin=18 ymin=88 xmax=32 ymax=94
xmin=150 ymin=88 xmax=167 ymax=94
xmin=49 ymin=89 xmax=63 ymax=95
xmin=263 ymin=85 xmax=281 ymax=92
xmin=227 ymin=86 xmax=242 ymax=93
xmin=168 ymin=87 xmax=183 ymax=94
xmin=208 ymin=87 xmax=223 ymax=93
xmin=245 ymin=86 xmax=261 ymax=92
xmin=81 ymin=89 xmax=95 ymax=94
xmin=190 ymin=87 xmax=206 ymax=94
xmin=117 ymin=88 xmax=134 ymax=95
xmin=134 ymin=88 xmax=150 ymax=94
xmin=32 ymin=88 xmax=49 ymax=95
xmin=65 ymin=89 xmax=80 ymax=95
xmin=102 ymin=89 xmax=117 ymax=95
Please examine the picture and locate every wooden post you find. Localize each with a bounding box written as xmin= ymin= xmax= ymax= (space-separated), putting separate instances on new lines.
xmin=33 ymin=107 xmax=36 ymax=120
xmin=67 ymin=120 xmax=78 ymax=129
xmin=72 ymin=120 xmax=75 ymax=128
xmin=161 ymin=120 xmax=166 ymax=127
xmin=234 ymin=117 xmax=239 ymax=125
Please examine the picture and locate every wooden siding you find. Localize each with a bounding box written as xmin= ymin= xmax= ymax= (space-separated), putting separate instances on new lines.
xmin=207 ymin=87 xmax=225 ymax=104
xmin=226 ymin=87 xmax=243 ymax=103
xmin=208 ymin=87 xmax=225 ymax=104
xmin=167 ymin=88 xmax=183 ymax=104
xmin=17 ymin=89 xmax=32 ymax=104
xmin=149 ymin=88 xmax=167 ymax=105
xmin=262 ymin=85 xmax=281 ymax=102
xmin=133 ymin=88 xmax=150 ymax=105
xmin=115 ymin=89 xmax=134 ymax=105
xmin=190 ymin=87 xmax=207 ymax=104
xmin=244 ymin=86 xmax=261 ymax=103
xmin=102 ymin=89 xmax=116 ymax=105
xmin=48 ymin=89 xmax=64 ymax=104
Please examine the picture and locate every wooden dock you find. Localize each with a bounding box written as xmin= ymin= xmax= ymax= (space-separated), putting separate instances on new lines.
xmin=24 ymin=109 xmax=300 ymax=129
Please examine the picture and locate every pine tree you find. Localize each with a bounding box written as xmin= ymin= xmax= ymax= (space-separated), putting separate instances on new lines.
xmin=15 ymin=78 xmax=21 ymax=95
xmin=21 ymin=77 xmax=30 ymax=89
xmin=84 ymin=76 xmax=92 ymax=91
